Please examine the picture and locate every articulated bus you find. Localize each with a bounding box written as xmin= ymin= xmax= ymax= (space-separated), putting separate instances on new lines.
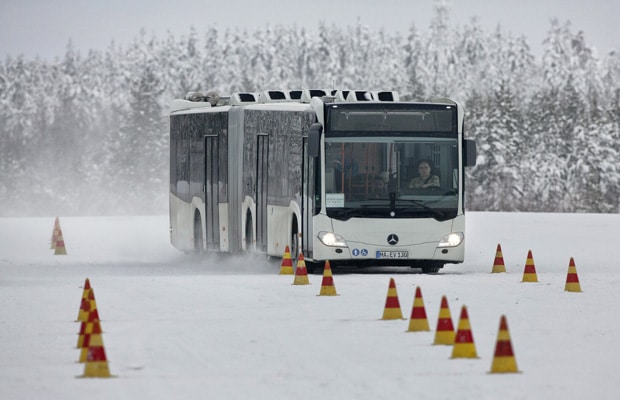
xmin=169 ymin=89 xmax=476 ymax=273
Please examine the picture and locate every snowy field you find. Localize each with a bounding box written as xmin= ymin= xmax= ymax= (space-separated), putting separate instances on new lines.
xmin=1 ymin=212 xmax=619 ymax=400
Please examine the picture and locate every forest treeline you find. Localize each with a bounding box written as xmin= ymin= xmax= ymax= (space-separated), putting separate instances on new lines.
xmin=1 ymin=5 xmax=619 ymax=216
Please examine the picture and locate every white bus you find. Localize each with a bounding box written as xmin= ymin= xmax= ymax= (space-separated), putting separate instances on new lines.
xmin=169 ymin=89 xmax=476 ymax=273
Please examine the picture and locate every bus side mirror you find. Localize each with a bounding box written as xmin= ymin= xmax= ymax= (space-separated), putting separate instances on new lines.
xmin=308 ymin=123 xmax=322 ymax=158
xmin=464 ymin=139 xmax=477 ymax=167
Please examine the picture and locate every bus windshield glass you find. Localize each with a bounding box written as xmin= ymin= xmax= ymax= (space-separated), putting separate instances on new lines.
xmin=323 ymin=104 xmax=460 ymax=221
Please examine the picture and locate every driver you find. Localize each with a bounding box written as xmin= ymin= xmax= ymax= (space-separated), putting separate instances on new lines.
xmin=408 ymin=160 xmax=440 ymax=189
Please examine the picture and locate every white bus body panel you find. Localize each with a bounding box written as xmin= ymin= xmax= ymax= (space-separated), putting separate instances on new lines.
xmin=266 ymin=205 xmax=290 ymax=257
xmin=169 ymin=193 xmax=231 ymax=252
xmin=169 ymin=192 xmax=204 ymax=251
xmin=265 ymin=201 xmax=301 ymax=258
xmin=219 ymin=203 xmax=229 ymax=252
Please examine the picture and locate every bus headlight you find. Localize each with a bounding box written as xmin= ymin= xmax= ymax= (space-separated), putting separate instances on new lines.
xmin=438 ymin=232 xmax=464 ymax=247
xmin=318 ymin=231 xmax=348 ymax=247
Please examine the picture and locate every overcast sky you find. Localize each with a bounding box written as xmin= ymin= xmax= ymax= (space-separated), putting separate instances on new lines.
xmin=1 ymin=0 xmax=618 ymax=61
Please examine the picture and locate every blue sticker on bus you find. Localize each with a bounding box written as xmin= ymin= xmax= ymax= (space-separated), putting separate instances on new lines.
xmin=352 ymin=248 xmax=360 ymax=256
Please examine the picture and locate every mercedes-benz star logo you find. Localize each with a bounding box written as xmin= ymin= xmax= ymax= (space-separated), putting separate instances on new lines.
xmin=387 ymin=234 xmax=399 ymax=245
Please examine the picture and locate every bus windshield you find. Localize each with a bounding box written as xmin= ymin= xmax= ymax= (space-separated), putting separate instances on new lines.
xmin=323 ymin=136 xmax=459 ymax=221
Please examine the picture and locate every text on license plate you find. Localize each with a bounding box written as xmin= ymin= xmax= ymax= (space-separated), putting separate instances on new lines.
xmin=376 ymin=251 xmax=409 ymax=259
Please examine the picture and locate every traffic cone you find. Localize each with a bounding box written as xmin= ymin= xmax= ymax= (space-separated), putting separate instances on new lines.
xmin=490 ymin=315 xmax=519 ymax=373
xmin=77 ymin=287 xmax=100 ymax=323
xmin=451 ymin=305 xmax=478 ymax=358
xmin=79 ymin=320 xmax=113 ymax=378
xmin=381 ymin=278 xmax=404 ymax=320
xmin=50 ymin=216 xmax=60 ymax=249
xmin=521 ymin=250 xmax=538 ymax=282
xmin=54 ymin=227 xmax=67 ymax=255
xmin=279 ymin=245 xmax=294 ymax=275
xmin=77 ymin=319 xmax=103 ymax=359
xmin=76 ymin=278 xmax=92 ymax=321
xmin=318 ymin=260 xmax=338 ymax=296
xmin=564 ymin=257 xmax=582 ymax=292
xmin=433 ymin=295 xmax=455 ymax=345
xmin=491 ymin=244 xmax=506 ymax=273
xmin=407 ymin=286 xmax=430 ymax=332
xmin=293 ymin=252 xmax=310 ymax=285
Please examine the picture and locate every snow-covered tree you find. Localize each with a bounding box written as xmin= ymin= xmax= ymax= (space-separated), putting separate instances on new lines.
xmin=1 ymin=4 xmax=619 ymax=215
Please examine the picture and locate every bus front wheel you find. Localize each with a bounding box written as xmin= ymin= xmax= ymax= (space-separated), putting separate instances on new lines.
xmin=420 ymin=263 xmax=443 ymax=274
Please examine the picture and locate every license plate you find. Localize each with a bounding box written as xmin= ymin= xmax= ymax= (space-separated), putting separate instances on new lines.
xmin=376 ymin=251 xmax=409 ymax=259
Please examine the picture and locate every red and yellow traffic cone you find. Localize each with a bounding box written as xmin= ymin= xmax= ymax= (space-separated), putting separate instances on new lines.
xmin=451 ymin=305 xmax=478 ymax=358
xmin=293 ymin=252 xmax=310 ymax=285
xmin=77 ymin=288 xmax=100 ymax=323
xmin=407 ymin=286 xmax=430 ymax=332
xmin=76 ymin=278 xmax=92 ymax=321
xmin=491 ymin=243 xmax=506 ymax=273
xmin=564 ymin=257 xmax=582 ymax=292
xmin=79 ymin=320 xmax=113 ymax=378
xmin=54 ymin=227 xmax=67 ymax=255
xmin=318 ymin=260 xmax=338 ymax=296
xmin=50 ymin=216 xmax=60 ymax=249
xmin=521 ymin=250 xmax=538 ymax=282
xmin=490 ymin=315 xmax=520 ymax=373
xmin=433 ymin=295 xmax=455 ymax=345
xmin=77 ymin=319 xmax=103 ymax=360
xmin=382 ymin=278 xmax=404 ymax=320
xmin=279 ymin=245 xmax=294 ymax=275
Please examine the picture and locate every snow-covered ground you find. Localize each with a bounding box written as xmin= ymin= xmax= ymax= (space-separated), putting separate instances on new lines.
xmin=1 ymin=212 xmax=618 ymax=399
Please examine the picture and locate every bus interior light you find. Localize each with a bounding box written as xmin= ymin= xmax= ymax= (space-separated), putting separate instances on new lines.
xmin=438 ymin=232 xmax=464 ymax=247
xmin=318 ymin=231 xmax=348 ymax=247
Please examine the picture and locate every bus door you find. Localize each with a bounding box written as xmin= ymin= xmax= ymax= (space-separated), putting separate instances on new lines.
xmin=204 ymin=134 xmax=220 ymax=250
xmin=302 ymin=137 xmax=316 ymax=258
xmin=255 ymin=134 xmax=269 ymax=252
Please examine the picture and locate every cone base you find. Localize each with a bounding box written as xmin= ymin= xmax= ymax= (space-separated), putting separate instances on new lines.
xmin=521 ymin=274 xmax=538 ymax=282
xmin=293 ymin=277 xmax=310 ymax=285
xmin=319 ymin=287 xmax=338 ymax=296
xmin=81 ymin=361 xmax=112 ymax=378
xmin=433 ymin=331 xmax=455 ymax=345
xmin=490 ymin=356 xmax=519 ymax=373
xmin=491 ymin=266 xmax=506 ymax=273
xmin=382 ymin=310 xmax=404 ymax=320
xmin=564 ymin=283 xmax=582 ymax=292
xmin=451 ymin=343 xmax=479 ymax=359
xmin=279 ymin=268 xmax=294 ymax=275
xmin=407 ymin=321 xmax=430 ymax=332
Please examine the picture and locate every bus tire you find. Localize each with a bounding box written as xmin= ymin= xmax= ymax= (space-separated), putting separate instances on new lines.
xmin=421 ymin=263 xmax=443 ymax=274
xmin=193 ymin=211 xmax=204 ymax=253
xmin=290 ymin=219 xmax=299 ymax=265
xmin=305 ymin=260 xmax=318 ymax=274
xmin=245 ymin=211 xmax=253 ymax=252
